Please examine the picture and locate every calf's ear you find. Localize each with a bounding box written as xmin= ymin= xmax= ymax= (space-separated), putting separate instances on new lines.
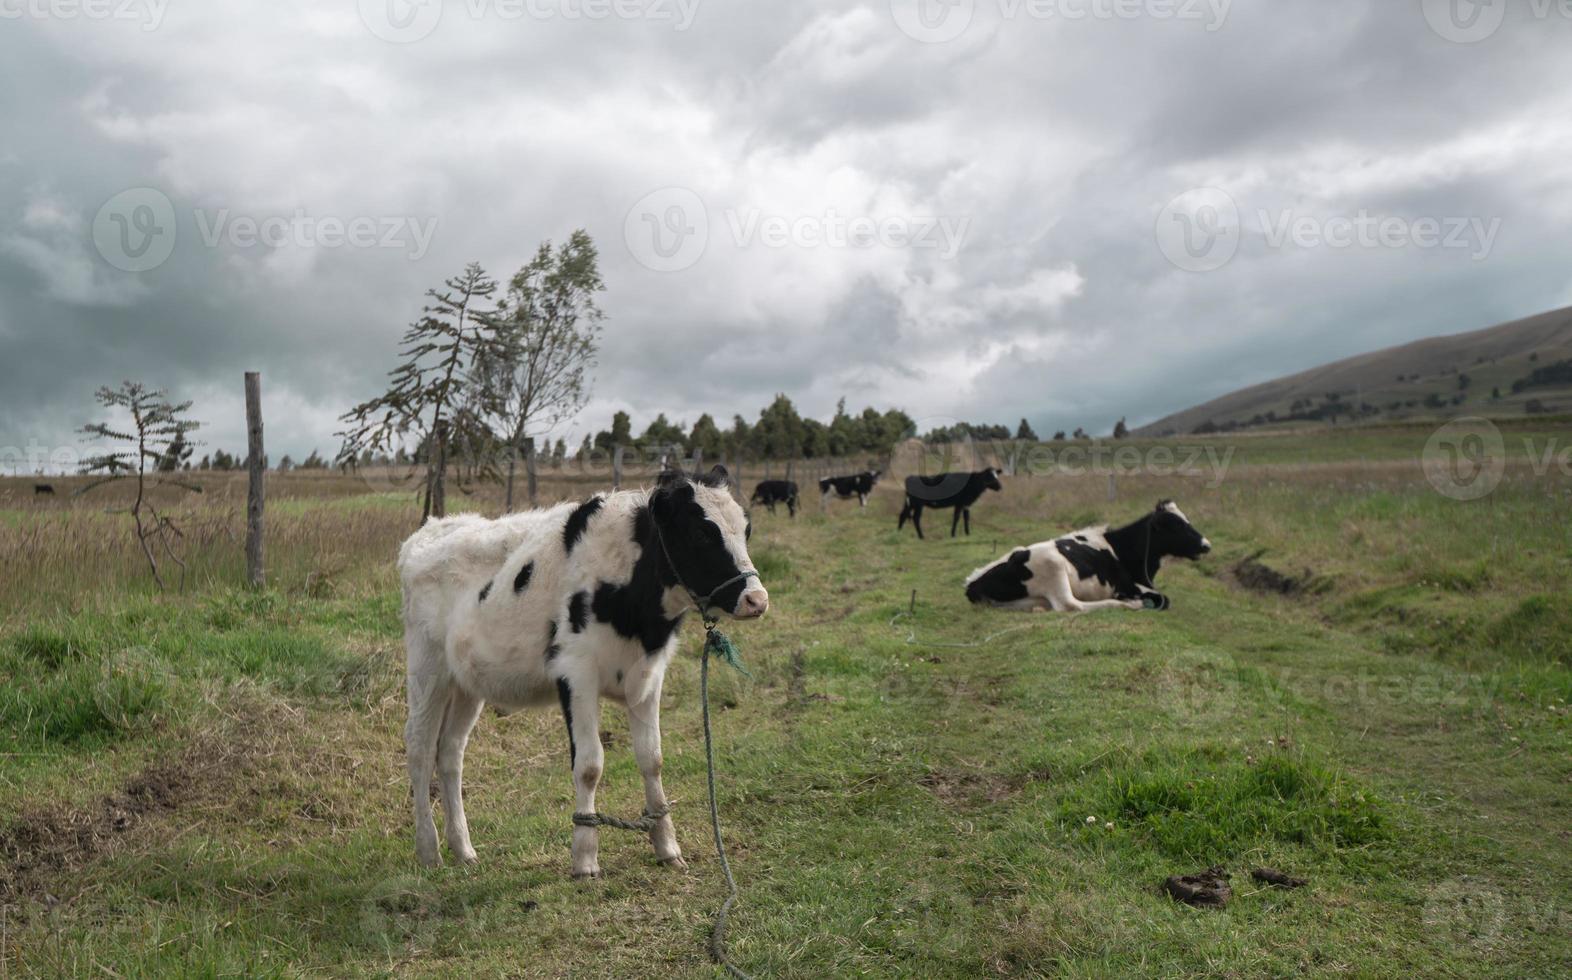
xmin=703 ymin=464 xmax=731 ymax=489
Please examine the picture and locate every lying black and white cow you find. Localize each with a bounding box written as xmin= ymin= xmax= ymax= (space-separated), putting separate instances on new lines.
xmin=965 ymin=500 xmax=1211 ymax=612
xmin=819 ymin=470 xmax=881 ymax=508
xmin=897 ymin=468 xmax=1003 ymax=539
xmin=750 ymin=479 xmax=799 ymax=517
xmin=398 ymin=466 xmax=769 ymax=877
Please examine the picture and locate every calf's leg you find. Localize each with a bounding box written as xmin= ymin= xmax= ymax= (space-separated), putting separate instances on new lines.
xmin=963 ymin=507 xmax=971 ymax=536
xmin=1041 ymin=567 xmax=1143 ymax=613
xmin=404 ymin=632 xmax=450 ymax=867
xmin=950 ymin=507 xmax=962 ymax=537
xmin=559 ymin=677 xmax=606 ymax=878
xmin=436 ymin=688 xmax=485 ymax=863
xmin=625 ymin=670 xmax=684 ymax=868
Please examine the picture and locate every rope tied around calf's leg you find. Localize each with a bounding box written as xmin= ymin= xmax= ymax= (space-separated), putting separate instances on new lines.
xmin=571 ymin=805 xmax=670 ymax=833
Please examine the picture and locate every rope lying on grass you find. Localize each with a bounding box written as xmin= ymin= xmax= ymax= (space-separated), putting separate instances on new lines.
xmin=700 ymin=633 xmax=753 ymax=980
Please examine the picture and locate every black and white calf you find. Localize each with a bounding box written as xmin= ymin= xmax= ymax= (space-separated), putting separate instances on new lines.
xmin=397 ymin=466 xmax=769 ymax=877
xmin=750 ymin=479 xmax=799 ymax=517
xmin=819 ymin=470 xmax=881 ymax=508
xmin=965 ymin=500 xmax=1211 ymax=612
xmin=897 ymin=468 xmax=1004 ymax=539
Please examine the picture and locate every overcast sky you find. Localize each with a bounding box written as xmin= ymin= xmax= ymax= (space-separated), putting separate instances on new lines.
xmin=3 ymin=0 xmax=1570 ymax=469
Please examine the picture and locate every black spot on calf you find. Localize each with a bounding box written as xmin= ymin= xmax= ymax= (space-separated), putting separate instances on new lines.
xmin=592 ymin=581 xmax=684 ymax=654
xmin=1056 ymin=539 xmax=1130 ymax=594
xmin=544 ymin=621 xmax=561 ymax=661
xmin=514 ymin=560 xmax=534 ymax=594
xmin=966 ymin=548 xmax=1034 ymax=604
xmin=478 ymin=580 xmax=492 ymax=602
xmin=562 ymin=497 xmax=603 ymax=554
xmin=568 ymin=592 xmax=589 ymax=632
xmin=556 ymin=678 xmax=575 ymax=768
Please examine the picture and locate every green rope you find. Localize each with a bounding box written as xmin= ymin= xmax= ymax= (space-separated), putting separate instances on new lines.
xmin=571 ymin=806 xmax=669 ymax=833
xmin=701 ymin=623 xmax=754 ymax=980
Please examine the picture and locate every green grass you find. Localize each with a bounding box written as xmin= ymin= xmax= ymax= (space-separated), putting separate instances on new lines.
xmin=2 ymin=436 xmax=1570 ymax=977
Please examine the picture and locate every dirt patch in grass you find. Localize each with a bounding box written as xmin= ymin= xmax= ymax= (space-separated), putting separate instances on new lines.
xmin=0 ymin=736 xmax=257 ymax=907
xmin=1231 ymin=551 xmax=1319 ymax=597
xmin=918 ymin=767 xmax=1022 ymax=806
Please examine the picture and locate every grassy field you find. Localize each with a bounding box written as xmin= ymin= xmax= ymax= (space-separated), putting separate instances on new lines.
xmin=1 ymin=426 xmax=1569 ymax=977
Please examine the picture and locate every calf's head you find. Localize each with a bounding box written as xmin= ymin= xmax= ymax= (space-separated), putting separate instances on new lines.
xmin=982 ymin=467 xmax=1004 ymax=493
xmin=1150 ymin=500 xmax=1211 ymax=560
xmin=651 ymin=465 xmax=769 ymax=619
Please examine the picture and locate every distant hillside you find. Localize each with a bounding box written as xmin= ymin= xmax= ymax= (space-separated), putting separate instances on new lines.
xmin=1137 ymin=306 xmax=1572 ymax=436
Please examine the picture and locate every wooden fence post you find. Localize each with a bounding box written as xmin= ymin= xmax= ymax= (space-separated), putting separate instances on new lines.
xmin=244 ymin=371 xmax=265 ymax=588
xmin=612 ymin=446 xmax=623 ymax=490
xmin=525 ymin=437 xmax=539 ymax=507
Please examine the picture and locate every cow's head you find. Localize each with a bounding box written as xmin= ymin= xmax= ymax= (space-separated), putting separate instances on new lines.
xmin=982 ymin=467 xmax=1004 ymax=492
xmin=651 ymin=465 xmax=769 ymax=619
xmin=1151 ymin=500 xmax=1211 ymax=560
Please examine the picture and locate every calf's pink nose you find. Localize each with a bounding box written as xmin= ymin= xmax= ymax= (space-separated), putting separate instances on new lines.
xmin=736 ymin=588 xmax=769 ymax=618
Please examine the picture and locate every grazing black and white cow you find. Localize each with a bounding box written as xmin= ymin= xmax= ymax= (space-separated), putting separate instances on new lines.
xmin=897 ymin=468 xmax=1004 ymax=539
xmin=398 ymin=465 xmax=769 ymax=877
xmin=965 ymin=500 xmax=1211 ymax=612
xmin=33 ymin=484 xmax=55 ymax=495
xmin=750 ymin=479 xmax=799 ymax=518
xmin=819 ymin=470 xmax=881 ymax=508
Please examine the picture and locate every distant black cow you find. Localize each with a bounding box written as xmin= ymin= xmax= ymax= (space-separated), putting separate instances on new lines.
xmin=33 ymin=484 xmax=55 ymax=495
xmin=965 ymin=500 xmax=1212 ymax=612
xmin=819 ymin=470 xmax=881 ymax=508
xmin=750 ymin=479 xmax=799 ymax=517
xmin=896 ymin=468 xmax=1003 ymax=539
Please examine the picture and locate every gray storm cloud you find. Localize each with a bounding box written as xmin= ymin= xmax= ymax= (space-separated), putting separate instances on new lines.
xmin=2 ymin=0 xmax=1570 ymax=467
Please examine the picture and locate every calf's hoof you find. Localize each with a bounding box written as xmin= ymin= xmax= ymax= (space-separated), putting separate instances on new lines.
xmin=452 ymin=846 xmax=478 ymax=865
xmin=658 ymin=854 xmax=689 ymax=871
xmin=415 ymin=842 xmax=442 ymax=868
xmin=572 ymin=869 xmax=603 ymax=881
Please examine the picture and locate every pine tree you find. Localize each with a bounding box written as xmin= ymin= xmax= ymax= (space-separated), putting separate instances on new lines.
xmin=337 ymin=263 xmax=500 ymax=523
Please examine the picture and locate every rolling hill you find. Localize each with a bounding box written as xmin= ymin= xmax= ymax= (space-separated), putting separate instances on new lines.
xmin=1136 ymin=306 xmax=1572 ymax=436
